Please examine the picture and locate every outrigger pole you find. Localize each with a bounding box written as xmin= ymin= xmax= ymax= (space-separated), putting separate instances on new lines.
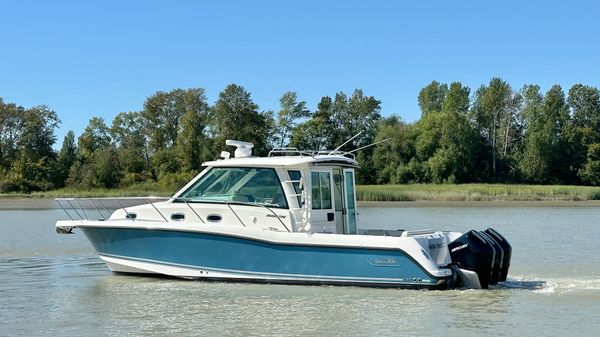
xmin=328 ymin=131 xmax=363 ymax=154
xmin=347 ymin=137 xmax=391 ymax=154
xmin=329 ymin=130 xmax=391 ymax=155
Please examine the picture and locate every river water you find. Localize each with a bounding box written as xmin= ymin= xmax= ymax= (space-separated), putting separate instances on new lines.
xmin=1 ymin=205 xmax=599 ymax=336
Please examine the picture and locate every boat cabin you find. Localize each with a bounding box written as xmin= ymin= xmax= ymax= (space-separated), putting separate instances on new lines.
xmin=171 ymin=140 xmax=359 ymax=234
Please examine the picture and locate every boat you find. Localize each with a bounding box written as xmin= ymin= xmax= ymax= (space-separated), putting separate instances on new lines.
xmin=55 ymin=140 xmax=512 ymax=289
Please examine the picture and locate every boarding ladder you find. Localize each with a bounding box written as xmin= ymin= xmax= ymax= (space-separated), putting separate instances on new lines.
xmin=281 ymin=175 xmax=310 ymax=232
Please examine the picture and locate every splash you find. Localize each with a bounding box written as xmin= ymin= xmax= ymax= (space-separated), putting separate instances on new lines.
xmin=498 ymin=275 xmax=600 ymax=294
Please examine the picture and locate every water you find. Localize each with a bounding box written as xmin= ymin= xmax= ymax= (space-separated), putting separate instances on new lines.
xmin=1 ymin=206 xmax=599 ymax=336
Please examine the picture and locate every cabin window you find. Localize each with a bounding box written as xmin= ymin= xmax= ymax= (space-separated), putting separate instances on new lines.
xmin=311 ymin=171 xmax=332 ymax=210
xmin=178 ymin=167 xmax=288 ymax=209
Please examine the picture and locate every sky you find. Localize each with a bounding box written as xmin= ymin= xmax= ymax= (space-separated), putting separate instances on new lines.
xmin=1 ymin=0 xmax=599 ymax=144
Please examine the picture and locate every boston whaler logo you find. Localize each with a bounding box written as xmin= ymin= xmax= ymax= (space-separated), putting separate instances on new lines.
xmin=367 ymin=257 xmax=400 ymax=266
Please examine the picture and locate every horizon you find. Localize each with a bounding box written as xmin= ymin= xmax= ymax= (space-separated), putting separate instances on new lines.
xmin=1 ymin=0 xmax=599 ymax=144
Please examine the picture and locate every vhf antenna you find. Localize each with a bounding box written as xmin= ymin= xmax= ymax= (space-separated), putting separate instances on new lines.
xmin=328 ymin=131 xmax=363 ymax=155
xmin=347 ymin=137 xmax=391 ymax=154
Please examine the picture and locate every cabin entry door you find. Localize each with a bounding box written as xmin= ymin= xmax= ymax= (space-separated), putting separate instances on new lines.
xmin=343 ymin=169 xmax=357 ymax=234
xmin=332 ymin=168 xmax=345 ymax=234
xmin=309 ymin=169 xmax=335 ymax=232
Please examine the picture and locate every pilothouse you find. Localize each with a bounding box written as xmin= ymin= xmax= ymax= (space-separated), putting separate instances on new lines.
xmin=56 ymin=140 xmax=512 ymax=289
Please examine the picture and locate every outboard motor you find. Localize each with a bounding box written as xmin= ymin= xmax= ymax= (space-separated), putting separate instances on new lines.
xmin=479 ymin=231 xmax=503 ymax=285
xmin=484 ymin=228 xmax=512 ymax=282
xmin=448 ymin=230 xmax=495 ymax=288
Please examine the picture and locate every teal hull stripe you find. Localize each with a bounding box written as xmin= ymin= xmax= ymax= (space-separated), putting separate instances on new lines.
xmin=81 ymin=227 xmax=441 ymax=285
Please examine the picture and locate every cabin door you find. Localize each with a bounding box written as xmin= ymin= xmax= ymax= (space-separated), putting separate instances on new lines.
xmin=332 ymin=169 xmax=344 ymax=234
xmin=343 ymin=169 xmax=357 ymax=234
xmin=309 ymin=169 xmax=335 ymax=232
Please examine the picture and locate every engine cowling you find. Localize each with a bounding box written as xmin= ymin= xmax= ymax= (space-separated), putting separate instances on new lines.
xmin=448 ymin=228 xmax=512 ymax=289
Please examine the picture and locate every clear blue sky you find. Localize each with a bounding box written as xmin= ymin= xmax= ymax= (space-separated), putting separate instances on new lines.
xmin=1 ymin=0 xmax=599 ymax=144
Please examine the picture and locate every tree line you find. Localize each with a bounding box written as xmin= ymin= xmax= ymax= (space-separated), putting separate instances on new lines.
xmin=1 ymin=79 xmax=599 ymax=193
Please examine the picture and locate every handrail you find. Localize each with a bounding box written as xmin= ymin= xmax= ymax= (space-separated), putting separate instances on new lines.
xmin=266 ymin=147 xmax=356 ymax=160
xmin=268 ymin=147 xmax=302 ymax=157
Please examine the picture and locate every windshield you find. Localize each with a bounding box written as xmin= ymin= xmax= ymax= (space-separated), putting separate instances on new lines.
xmin=178 ymin=167 xmax=288 ymax=209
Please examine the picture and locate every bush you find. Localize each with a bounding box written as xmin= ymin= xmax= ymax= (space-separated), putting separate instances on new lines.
xmin=0 ymin=177 xmax=51 ymax=193
xmin=119 ymin=172 xmax=154 ymax=187
xmin=0 ymin=179 xmax=21 ymax=193
xmin=157 ymin=171 xmax=198 ymax=193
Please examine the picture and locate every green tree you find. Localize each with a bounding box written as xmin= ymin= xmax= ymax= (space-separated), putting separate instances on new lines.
xmin=274 ymin=91 xmax=309 ymax=147
xmin=520 ymin=85 xmax=572 ymax=183
xmin=78 ymin=117 xmax=112 ymax=161
xmin=11 ymin=105 xmax=60 ymax=190
xmin=331 ymin=89 xmax=382 ymax=150
xmin=175 ymin=108 xmax=213 ymax=173
xmin=69 ymin=117 xmax=119 ymax=188
xmin=568 ymin=84 xmax=600 ymax=135
xmin=330 ymin=89 xmax=381 ymax=183
xmin=579 ymin=143 xmax=600 ymax=185
xmin=212 ymin=84 xmax=272 ymax=156
xmin=418 ymin=81 xmax=448 ymax=117
xmin=0 ymin=99 xmax=24 ymax=169
xmin=470 ymin=78 xmax=521 ymax=181
xmin=55 ymin=130 xmax=78 ymax=187
xmin=371 ymin=115 xmax=418 ymax=183
xmin=443 ymin=82 xmax=470 ymax=114
xmin=18 ymin=105 xmax=60 ymax=162
xmin=110 ymin=111 xmax=151 ymax=184
xmin=568 ymin=84 xmax=600 ymax=183
xmin=414 ymin=111 xmax=482 ymax=183
xmin=140 ymin=88 xmax=209 ymax=179
xmin=290 ymin=96 xmax=336 ymax=150
xmin=518 ymin=85 xmax=544 ymax=181
xmin=93 ymin=146 xmax=122 ymax=188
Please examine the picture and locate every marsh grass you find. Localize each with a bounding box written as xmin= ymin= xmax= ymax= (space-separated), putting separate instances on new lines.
xmin=356 ymin=184 xmax=600 ymax=202
xmin=2 ymin=183 xmax=600 ymax=202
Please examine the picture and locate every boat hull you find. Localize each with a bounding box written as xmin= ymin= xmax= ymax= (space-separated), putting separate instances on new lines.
xmin=80 ymin=227 xmax=450 ymax=289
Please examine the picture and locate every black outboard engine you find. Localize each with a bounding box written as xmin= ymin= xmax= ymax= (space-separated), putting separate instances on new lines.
xmin=479 ymin=231 xmax=503 ymax=285
xmin=448 ymin=228 xmax=512 ymax=289
xmin=449 ymin=230 xmax=494 ymax=288
xmin=485 ymin=228 xmax=512 ymax=282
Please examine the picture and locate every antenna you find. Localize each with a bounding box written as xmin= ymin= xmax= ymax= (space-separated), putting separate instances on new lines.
xmin=347 ymin=137 xmax=391 ymax=154
xmin=329 ymin=131 xmax=363 ymax=154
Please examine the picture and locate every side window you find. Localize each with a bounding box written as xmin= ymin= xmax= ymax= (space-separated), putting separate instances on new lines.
xmin=311 ymin=172 xmax=321 ymax=209
xmin=320 ymin=172 xmax=332 ymax=209
xmin=311 ymin=171 xmax=332 ymax=210
xmin=236 ymin=169 xmax=288 ymax=209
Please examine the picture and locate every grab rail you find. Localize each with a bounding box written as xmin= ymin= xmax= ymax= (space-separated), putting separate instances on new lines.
xmin=267 ymin=147 xmax=355 ymax=160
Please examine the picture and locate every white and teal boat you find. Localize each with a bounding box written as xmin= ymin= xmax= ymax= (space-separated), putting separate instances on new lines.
xmin=56 ymin=140 xmax=512 ymax=289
